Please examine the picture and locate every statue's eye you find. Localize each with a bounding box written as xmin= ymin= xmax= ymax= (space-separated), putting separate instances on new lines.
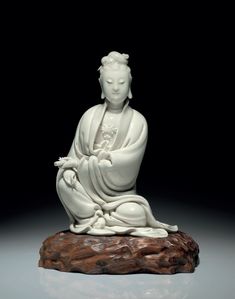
xmin=119 ymin=80 xmax=125 ymax=85
xmin=106 ymin=80 xmax=112 ymax=84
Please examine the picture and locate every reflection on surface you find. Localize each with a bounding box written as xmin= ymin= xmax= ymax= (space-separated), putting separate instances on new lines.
xmin=39 ymin=268 xmax=194 ymax=299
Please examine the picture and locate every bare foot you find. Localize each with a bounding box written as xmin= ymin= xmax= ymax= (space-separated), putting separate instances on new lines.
xmin=93 ymin=217 xmax=106 ymax=229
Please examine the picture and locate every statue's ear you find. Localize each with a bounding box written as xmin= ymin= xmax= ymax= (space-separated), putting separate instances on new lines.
xmin=128 ymin=88 xmax=133 ymax=99
xmin=101 ymin=90 xmax=105 ymax=99
xmin=99 ymin=78 xmax=105 ymax=99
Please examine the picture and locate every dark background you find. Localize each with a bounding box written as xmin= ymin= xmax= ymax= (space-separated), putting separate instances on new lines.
xmin=2 ymin=5 xmax=234 ymax=222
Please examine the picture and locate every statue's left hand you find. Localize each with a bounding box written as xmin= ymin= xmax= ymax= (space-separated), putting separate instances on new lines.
xmin=97 ymin=150 xmax=111 ymax=162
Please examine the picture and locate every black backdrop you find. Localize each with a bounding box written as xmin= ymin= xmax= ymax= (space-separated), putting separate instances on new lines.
xmin=2 ymin=6 xmax=234 ymax=220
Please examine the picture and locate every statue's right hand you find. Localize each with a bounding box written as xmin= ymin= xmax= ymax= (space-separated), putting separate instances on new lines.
xmin=54 ymin=157 xmax=78 ymax=169
xmin=61 ymin=158 xmax=78 ymax=169
xmin=54 ymin=157 xmax=66 ymax=167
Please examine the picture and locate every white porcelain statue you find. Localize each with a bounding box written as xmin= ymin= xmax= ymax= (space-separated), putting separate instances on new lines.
xmin=54 ymin=51 xmax=178 ymax=237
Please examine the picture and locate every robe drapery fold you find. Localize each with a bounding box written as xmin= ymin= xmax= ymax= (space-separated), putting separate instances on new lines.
xmin=56 ymin=101 xmax=178 ymax=237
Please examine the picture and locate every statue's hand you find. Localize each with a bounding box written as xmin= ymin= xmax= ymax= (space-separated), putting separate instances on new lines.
xmin=100 ymin=159 xmax=112 ymax=168
xmin=62 ymin=158 xmax=78 ymax=169
xmin=54 ymin=157 xmax=67 ymax=167
xmin=97 ymin=150 xmax=111 ymax=163
xmin=54 ymin=157 xmax=78 ymax=169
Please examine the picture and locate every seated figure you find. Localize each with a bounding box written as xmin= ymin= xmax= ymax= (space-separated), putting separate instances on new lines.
xmin=54 ymin=51 xmax=178 ymax=237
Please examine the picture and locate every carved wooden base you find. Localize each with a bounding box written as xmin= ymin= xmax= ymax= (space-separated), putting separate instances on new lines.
xmin=39 ymin=231 xmax=199 ymax=274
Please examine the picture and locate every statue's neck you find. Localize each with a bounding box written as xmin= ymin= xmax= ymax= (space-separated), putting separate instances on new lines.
xmin=105 ymin=99 xmax=124 ymax=114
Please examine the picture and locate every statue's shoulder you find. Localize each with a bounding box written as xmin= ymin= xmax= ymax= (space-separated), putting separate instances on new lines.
xmin=132 ymin=108 xmax=148 ymax=126
xmin=83 ymin=104 xmax=101 ymax=116
xmin=81 ymin=104 xmax=102 ymax=120
xmin=76 ymin=104 xmax=102 ymax=129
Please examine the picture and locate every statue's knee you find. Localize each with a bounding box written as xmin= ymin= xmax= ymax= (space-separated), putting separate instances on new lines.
xmin=115 ymin=202 xmax=147 ymax=226
xmin=63 ymin=169 xmax=76 ymax=180
xmin=57 ymin=169 xmax=77 ymax=190
xmin=57 ymin=178 xmax=67 ymax=193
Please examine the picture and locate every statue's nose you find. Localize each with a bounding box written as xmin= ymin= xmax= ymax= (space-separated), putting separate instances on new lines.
xmin=113 ymin=84 xmax=119 ymax=92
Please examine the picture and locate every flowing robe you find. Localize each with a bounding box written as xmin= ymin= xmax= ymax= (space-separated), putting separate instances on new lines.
xmin=56 ymin=101 xmax=178 ymax=237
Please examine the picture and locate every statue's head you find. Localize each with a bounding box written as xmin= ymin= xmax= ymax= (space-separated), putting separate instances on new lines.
xmin=98 ymin=51 xmax=132 ymax=105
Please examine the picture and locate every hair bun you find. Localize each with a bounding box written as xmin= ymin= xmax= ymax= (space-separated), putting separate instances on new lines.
xmin=122 ymin=53 xmax=129 ymax=60
xmin=101 ymin=56 xmax=114 ymax=66
xmin=101 ymin=51 xmax=129 ymax=66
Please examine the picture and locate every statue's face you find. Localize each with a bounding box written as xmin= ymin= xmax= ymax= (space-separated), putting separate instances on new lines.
xmin=101 ymin=69 xmax=130 ymax=105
